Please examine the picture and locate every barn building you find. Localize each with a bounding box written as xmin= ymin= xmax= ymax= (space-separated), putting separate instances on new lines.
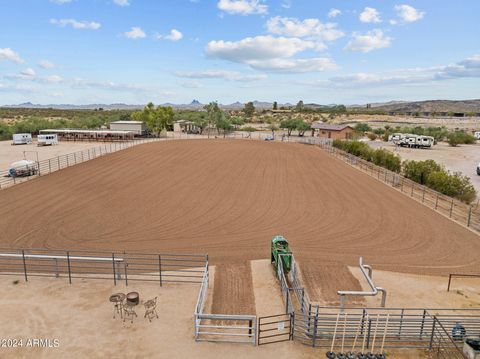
xmin=311 ymin=123 xmax=354 ymax=140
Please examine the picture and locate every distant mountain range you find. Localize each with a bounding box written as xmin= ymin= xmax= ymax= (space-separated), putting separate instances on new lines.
xmin=3 ymin=99 xmax=480 ymax=113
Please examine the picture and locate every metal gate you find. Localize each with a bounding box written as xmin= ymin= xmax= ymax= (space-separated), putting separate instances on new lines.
xmin=257 ymin=313 xmax=293 ymax=345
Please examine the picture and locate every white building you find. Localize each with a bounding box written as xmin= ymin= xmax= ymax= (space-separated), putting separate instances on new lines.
xmin=109 ymin=121 xmax=147 ymax=135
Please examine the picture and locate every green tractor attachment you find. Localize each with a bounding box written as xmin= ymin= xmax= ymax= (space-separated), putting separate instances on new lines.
xmin=271 ymin=235 xmax=292 ymax=273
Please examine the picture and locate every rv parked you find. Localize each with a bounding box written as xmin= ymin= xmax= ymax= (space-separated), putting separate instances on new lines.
xmin=37 ymin=134 xmax=58 ymax=146
xmin=8 ymin=160 xmax=37 ymax=177
xmin=12 ymin=133 xmax=32 ymax=145
xmin=392 ymin=134 xmax=434 ymax=148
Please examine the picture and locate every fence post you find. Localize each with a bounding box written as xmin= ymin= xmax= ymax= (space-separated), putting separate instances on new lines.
xmin=312 ymin=313 xmax=318 ymax=347
xmin=22 ymin=249 xmax=28 ymax=282
xmin=467 ymin=206 xmax=472 ymax=227
xmin=67 ymin=251 xmax=72 ymax=284
xmin=435 ymin=194 xmax=439 ymax=210
xmin=112 ymin=253 xmax=117 ymax=286
xmin=49 ymin=159 xmax=51 ymax=174
xmin=158 ymin=255 xmax=162 ymax=287
xmin=58 ymin=156 xmax=61 ymax=170
xmin=398 ymin=309 xmax=404 ymax=337
xmin=447 ymin=274 xmax=452 ymax=292
xmin=411 ymin=183 xmax=414 ymax=197
xmin=422 ymin=186 xmax=426 ymax=203
xmin=66 ymin=154 xmax=69 ymax=167
xmin=420 ymin=309 xmax=426 ymax=338
xmin=401 ymin=179 xmax=404 ymax=192
xmin=429 ymin=316 xmax=436 ymax=350
xmin=449 ymin=199 xmax=454 ymax=218
xmin=124 ymin=257 xmax=128 ymax=286
xmin=366 ymin=319 xmax=372 ymax=349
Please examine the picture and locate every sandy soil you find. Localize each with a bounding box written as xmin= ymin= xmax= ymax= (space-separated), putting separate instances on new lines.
xmin=251 ymin=260 xmax=285 ymax=315
xmin=368 ymin=140 xmax=480 ymax=197
xmin=300 ymin=261 xmax=365 ymax=306
xmin=211 ymin=261 xmax=256 ymax=315
xmin=0 ymin=140 xmax=117 ymax=170
xmin=0 ymin=139 xmax=479 ymax=277
xmin=352 ymin=267 xmax=480 ymax=309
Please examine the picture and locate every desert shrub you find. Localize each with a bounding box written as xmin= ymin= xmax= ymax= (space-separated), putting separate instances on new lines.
xmin=353 ymin=123 xmax=371 ymax=133
xmin=241 ymin=126 xmax=257 ymax=132
xmin=373 ymin=128 xmax=385 ymax=135
xmin=372 ymin=149 xmax=401 ymax=172
xmin=403 ymin=160 xmax=442 ymax=185
xmin=367 ymin=133 xmax=377 ymax=141
xmin=426 ymin=171 xmax=477 ymax=204
xmin=447 ymin=131 xmax=476 ymax=146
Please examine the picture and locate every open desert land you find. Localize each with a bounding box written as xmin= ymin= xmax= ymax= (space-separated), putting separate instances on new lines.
xmin=367 ymin=140 xmax=480 ymax=196
xmin=0 ymin=139 xmax=119 ymax=170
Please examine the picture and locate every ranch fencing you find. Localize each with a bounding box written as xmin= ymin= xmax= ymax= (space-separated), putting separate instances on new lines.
xmin=0 ymin=138 xmax=161 ymax=190
xmin=272 ymin=251 xmax=477 ymax=354
xmin=0 ymin=248 xmax=207 ymax=286
xmin=193 ymin=260 xmax=257 ymax=345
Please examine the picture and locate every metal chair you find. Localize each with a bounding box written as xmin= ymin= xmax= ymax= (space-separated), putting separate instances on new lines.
xmin=144 ymin=297 xmax=159 ymax=322
xmin=123 ymin=302 xmax=138 ymax=324
xmin=109 ymin=293 xmax=126 ymax=319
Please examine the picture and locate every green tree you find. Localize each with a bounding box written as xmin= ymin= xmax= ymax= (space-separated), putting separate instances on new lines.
xmin=273 ymin=101 xmax=278 ymax=110
xmin=279 ymin=118 xmax=297 ymax=136
xmin=403 ymin=160 xmax=442 ymax=185
xmin=244 ymin=102 xmax=255 ymax=118
xmin=204 ymin=102 xmax=223 ymax=138
xmin=353 ymin=123 xmax=372 ymax=133
xmin=295 ymin=100 xmax=304 ymax=112
xmin=295 ymin=119 xmax=310 ymax=137
xmin=230 ymin=116 xmax=245 ymax=130
xmin=217 ymin=117 xmax=233 ymax=137
xmin=132 ymin=102 xmax=174 ymax=136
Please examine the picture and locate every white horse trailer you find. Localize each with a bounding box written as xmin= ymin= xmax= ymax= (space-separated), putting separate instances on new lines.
xmin=37 ymin=134 xmax=59 ymax=146
xmin=12 ymin=133 xmax=32 ymax=145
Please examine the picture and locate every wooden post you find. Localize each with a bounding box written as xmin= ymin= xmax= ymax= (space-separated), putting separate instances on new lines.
xmin=112 ymin=253 xmax=117 ymax=286
xmin=435 ymin=194 xmax=439 ymax=210
xmin=67 ymin=251 xmax=72 ymax=284
xmin=22 ymin=250 xmax=28 ymax=282
xmin=158 ymin=255 xmax=162 ymax=287
xmin=449 ymin=199 xmax=454 ymax=218
xmin=467 ymin=206 xmax=472 ymax=227
xmin=422 ymin=186 xmax=426 ymax=203
xmin=447 ymin=274 xmax=452 ymax=292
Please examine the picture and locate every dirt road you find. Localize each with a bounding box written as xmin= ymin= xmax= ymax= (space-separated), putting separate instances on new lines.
xmin=0 ymin=139 xmax=479 ymax=276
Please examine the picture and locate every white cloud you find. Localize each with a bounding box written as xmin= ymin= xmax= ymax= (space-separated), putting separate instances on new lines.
xmin=359 ymin=7 xmax=382 ymax=23
xmin=217 ymin=0 xmax=267 ymax=15
xmin=344 ymin=29 xmax=392 ymax=53
xmin=0 ymin=48 xmax=24 ymax=64
xmin=302 ymin=55 xmax=480 ymax=89
xmin=206 ymin=35 xmax=316 ymax=62
xmin=328 ymin=8 xmax=341 ymax=18
xmin=21 ymin=68 xmax=36 ymax=77
xmin=164 ymin=29 xmax=183 ymax=41
xmin=38 ymin=60 xmax=56 ymax=69
xmin=246 ymin=57 xmax=337 ymax=73
xmin=123 ymin=27 xmax=146 ymax=39
xmin=176 ymin=70 xmax=267 ymax=81
xmin=50 ymin=0 xmax=73 ymax=4
xmin=394 ymin=4 xmax=425 ymax=23
xmin=281 ymin=0 xmax=291 ymax=9
xmin=113 ymin=0 xmax=130 ymax=6
xmin=50 ymin=18 xmax=101 ymax=30
xmin=266 ymin=16 xmax=344 ymax=42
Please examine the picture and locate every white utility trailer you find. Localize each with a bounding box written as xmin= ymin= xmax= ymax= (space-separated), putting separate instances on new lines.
xmin=12 ymin=133 xmax=32 ymax=145
xmin=37 ymin=134 xmax=58 ymax=146
xmin=392 ymin=134 xmax=434 ymax=148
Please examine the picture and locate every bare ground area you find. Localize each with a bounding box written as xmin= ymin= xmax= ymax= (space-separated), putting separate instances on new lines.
xmin=0 ymin=139 xmax=113 ymax=170
xmin=299 ymin=261 xmax=365 ymax=306
xmin=0 ymin=139 xmax=479 ymax=277
xmin=211 ymin=261 xmax=256 ymax=315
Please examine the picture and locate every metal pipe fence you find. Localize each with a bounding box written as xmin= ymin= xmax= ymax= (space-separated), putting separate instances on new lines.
xmin=0 ymin=248 xmax=207 ymax=286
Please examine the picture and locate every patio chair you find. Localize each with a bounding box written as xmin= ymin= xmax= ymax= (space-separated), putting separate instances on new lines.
xmin=109 ymin=293 xmax=126 ymax=319
xmin=144 ymin=297 xmax=159 ymax=322
xmin=123 ymin=302 xmax=138 ymax=324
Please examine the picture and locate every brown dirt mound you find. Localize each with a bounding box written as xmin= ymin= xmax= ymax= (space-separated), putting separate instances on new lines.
xmin=0 ymin=139 xmax=478 ymax=277
xmin=211 ymin=261 xmax=256 ymax=315
xmin=300 ymin=261 xmax=365 ymax=306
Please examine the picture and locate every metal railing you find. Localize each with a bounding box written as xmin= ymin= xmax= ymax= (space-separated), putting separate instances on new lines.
xmin=0 ymin=248 xmax=207 ymax=285
xmin=429 ymin=315 xmax=468 ymax=359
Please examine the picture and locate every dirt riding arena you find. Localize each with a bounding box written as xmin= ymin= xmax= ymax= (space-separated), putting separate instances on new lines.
xmin=0 ymin=139 xmax=479 ymax=305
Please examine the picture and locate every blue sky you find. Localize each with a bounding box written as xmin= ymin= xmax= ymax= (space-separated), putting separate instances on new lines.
xmin=0 ymin=0 xmax=479 ymax=105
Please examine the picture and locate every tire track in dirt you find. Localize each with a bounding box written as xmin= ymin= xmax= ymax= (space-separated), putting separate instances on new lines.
xmin=0 ymin=139 xmax=478 ymax=277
